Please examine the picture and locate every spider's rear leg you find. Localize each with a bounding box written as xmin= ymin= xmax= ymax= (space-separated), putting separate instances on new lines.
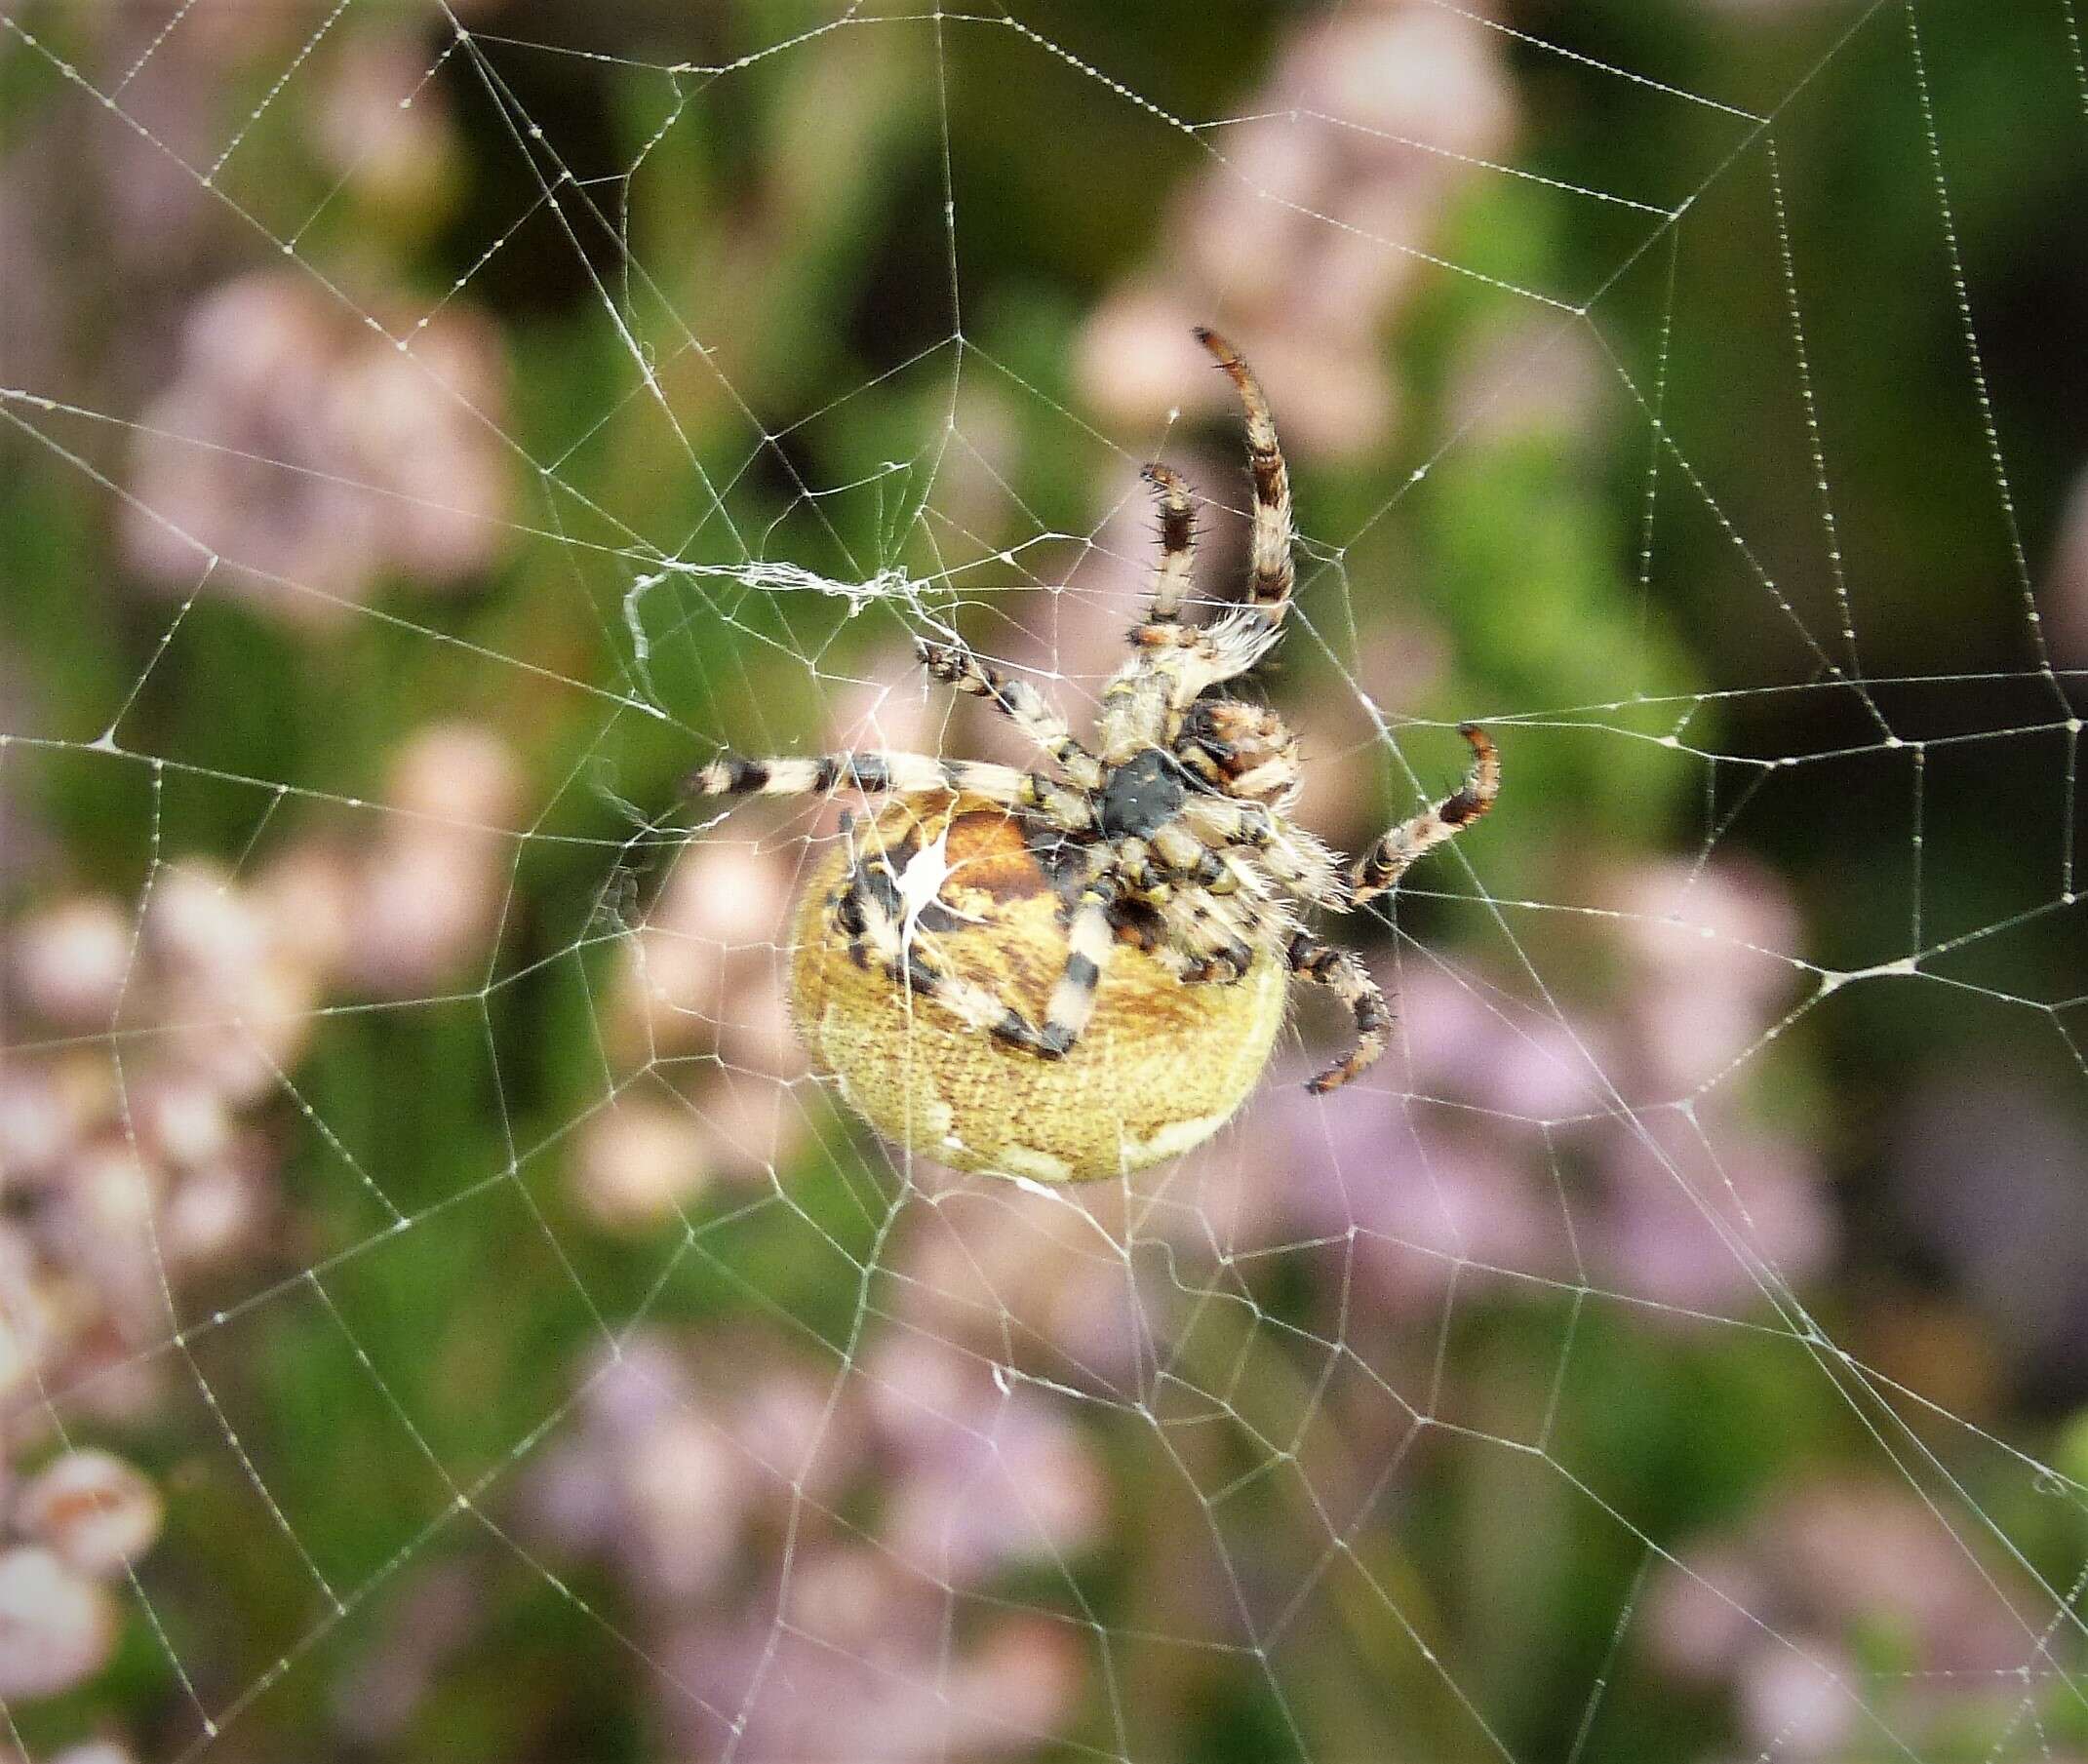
xmin=832 ymin=847 xmax=1059 ymax=1056
xmin=689 ymin=752 xmax=941 ymax=799
xmin=1033 ymin=879 xmax=1123 ymax=1057
xmin=1350 ymin=725 xmax=1500 ymax=904
xmin=1287 ymin=932 xmax=1391 ymax=1094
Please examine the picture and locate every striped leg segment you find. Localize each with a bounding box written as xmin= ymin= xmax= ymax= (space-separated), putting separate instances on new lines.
xmin=1288 ymin=932 xmax=1391 ymax=1094
xmin=689 ymin=751 xmax=949 ymax=799
xmin=1036 ymin=880 xmax=1122 ymax=1056
xmin=1349 ymin=725 xmax=1500 ymax=905
xmin=1138 ymin=462 xmax=1198 ymax=627
xmin=833 ymin=849 xmax=1057 ymax=1055
xmin=689 ymin=748 xmax=1094 ymax=833
xmin=917 ymin=639 xmax=1105 ymax=791
xmin=1172 ymin=885 xmax=1266 ymax=984
xmin=1195 ymin=327 xmax=1294 ymax=620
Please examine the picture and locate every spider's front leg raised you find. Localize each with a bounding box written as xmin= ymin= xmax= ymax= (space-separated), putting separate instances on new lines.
xmin=1136 ymin=462 xmax=1199 ymax=630
xmin=1350 ymin=725 xmax=1500 ymax=904
xmin=916 ymin=638 xmax=1105 ymax=792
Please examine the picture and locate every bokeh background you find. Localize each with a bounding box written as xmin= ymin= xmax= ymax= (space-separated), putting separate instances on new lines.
xmin=6 ymin=2 xmax=2088 ymax=1760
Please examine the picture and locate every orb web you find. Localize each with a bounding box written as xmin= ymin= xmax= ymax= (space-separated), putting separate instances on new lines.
xmin=4 ymin=2 xmax=2088 ymax=1760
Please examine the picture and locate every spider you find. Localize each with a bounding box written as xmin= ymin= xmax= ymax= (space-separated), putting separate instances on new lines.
xmin=689 ymin=327 xmax=1498 ymax=1096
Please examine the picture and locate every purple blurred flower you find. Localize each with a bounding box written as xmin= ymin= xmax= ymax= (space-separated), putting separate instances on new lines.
xmin=123 ymin=272 xmax=512 ymax=624
xmin=1078 ymin=3 xmax=1517 ymax=459
xmin=1649 ymin=1479 xmax=2040 ymax=1759
xmin=0 ymin=1547 xmax=119 ymax=1702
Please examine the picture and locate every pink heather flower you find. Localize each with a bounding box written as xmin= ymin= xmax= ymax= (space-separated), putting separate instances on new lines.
xmin=123 ymin=271 xmax=511 ymax=624
xmin=12 ymin=898 xmax=134 ymax=1031
xmin=383 ymin=721 xmax=524 ymax=832
xmin=1596 ymin=1117 xmax=1831 ymax=1311
xmin=1444 ymin=314 xmax=1609 ymax=448
xmin=330 ymin=1562 xmax=480 ymax=1749
xmin=1613 ymin=855 xmax=1806 ymax=1099
xmin=0 ymin=1547 xmax=118 ymax=1701
xmin=890 ymin=1184 xmax=1153 ymax=1392
xmin=0 ymin=1062 xmax=78 ymax=1185
xmin=314 ymin=31 xmax=462 ymax=227
xmin=1079 ymin=5 xmax=1516 ymax=458
xmin=572 ymin=1093 xmax=714 ymax=1235
xmin=15 ymin=1450 xmax=164 ymax=1580
xmin=1651 ymin=1480 xmax=2038 ymax=1756
xmin=158 ymin=1151 xmax=266 ymax=1269
xmin=132 ymin=1072 xmax=232 ymax=1171
xmin=251 ymin=843 xmax=357 ymax=983
xmin=617 ymin=1411 xmax=751 ymax=1602
xmin=614 ymin=839 xmax=796 ymax=1059
xmin=662 ymin=1545 xmax=1083 ymax=1762
xmin=868 ymin=1343 xmax=1106 ymax=1588
xmin=346 ymin=723 xmax=524 ymax=997
xmin=143 ymin=862 xmax=320 ymax=1104
xmin=47 ymin=1141 xmax=168 ymax=1346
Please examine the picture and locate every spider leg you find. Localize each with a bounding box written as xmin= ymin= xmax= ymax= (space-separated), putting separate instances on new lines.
xmin=689 ymin=748 xmax=1094 ymax=834
xmin=1136 ymin=462 xmax=1198 ymax=628
xmin=1287 ymin=932 xmax=1391 ymax=1094
xmin=1169 ymin=798 xmax=1348 ymax=909
xmin=1349 ymin=725 xmax=1499 ymax=905
xmin=832 ymin=847 xmax=1058 ymax=1055
xmin=689 ymin=751 xmax=944 ymax=799
xmin=1168 ymin=885 xmax=1261 ymax=983
xmin=1034 ymin=878 xmax=1123 ymax=1056
xmin=1196 ymin=327 xmax=1294 ymax=623
xmin=917 ymin=639 xmax=1105 ymax=792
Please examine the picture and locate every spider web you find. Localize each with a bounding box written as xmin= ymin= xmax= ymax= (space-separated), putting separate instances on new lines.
xmin=4 ymin=1 xmax=2088 ymax=1759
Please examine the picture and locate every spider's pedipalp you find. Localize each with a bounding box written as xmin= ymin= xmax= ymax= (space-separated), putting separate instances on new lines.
xmin=1350 ymin=725 xmax=1500 ymax=904
xmin=918 ymin=638 xmax=1106 ymax=791
xmin=1288 ymin=932 xmax=1391 ymax=1093
xmin=1195 ymin=327 xmax=1295 ymax=622
xmin=1139 ymin=462 xmax=1198 ymax=627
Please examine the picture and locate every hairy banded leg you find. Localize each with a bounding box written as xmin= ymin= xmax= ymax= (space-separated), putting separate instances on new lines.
xmin=689 ymin=751 xmax=945 ymax=799
xmin=1034 ymin=877 xmax=1123 ymax=1057
xmin=1171 ymin=796 xmax=1346 ymax=908
xmin=1156 ymin=883 xmax=1263 ymax=984
xmin=832 ymin=844 xmax=1057 ymax=1055
xmin=1349 ymin=725 xmax=1500 ymax=905
xmin=1138 ymin=462 xmax=1198 ymax=627
xmin=916 ymin=639 xmax=1104 ymax=792
xmin=689 ymin=748 xmax=1094 ymax=834
xmin=1195 ymin=327 xmax=1294 ymax=621
xmin=1287 ymin=932 xmax=1391 ymax=1094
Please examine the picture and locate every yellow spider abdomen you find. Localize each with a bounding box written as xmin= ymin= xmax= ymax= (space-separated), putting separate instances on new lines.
xmin=789 ymin=793 xmax=1286 ymax=1183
